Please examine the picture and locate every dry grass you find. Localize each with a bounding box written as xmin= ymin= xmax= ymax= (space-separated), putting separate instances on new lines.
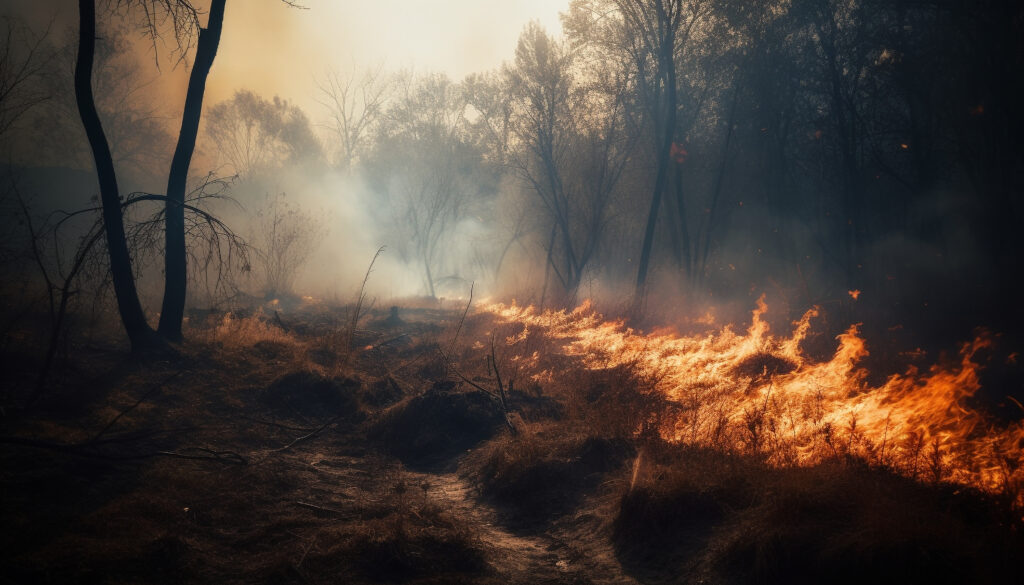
xmin=611 ymin=441 xmax=1024 ymax=584
xmin=190 ymin=308 xmax=296 ymax=349
xmin=470 ymin=427 xmax=634 ymax=528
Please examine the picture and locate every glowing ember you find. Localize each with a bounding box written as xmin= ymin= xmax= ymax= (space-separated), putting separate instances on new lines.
xmin=482 ymin=297 xmax=1024 ymax=508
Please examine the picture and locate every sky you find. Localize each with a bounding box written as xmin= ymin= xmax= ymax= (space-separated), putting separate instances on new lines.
xmin=6 ymin=0 xmax=569 ymax=116
xmin=211 ymin=0 xmax=567 ymax=113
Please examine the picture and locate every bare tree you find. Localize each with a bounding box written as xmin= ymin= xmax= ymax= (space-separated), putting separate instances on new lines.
xmin=74 ymin=0 xmax=158 ymax=350
xmin=317 ymin=65 xmax=392 ymax=171
xmin=158 ymin=0 xmax=225 ymax=340
xmin=366 ymin=73 xmax=485 ymax=298
xmin=0 ymin=15 xmax=53 ymax=142
xmin=205 ymin=90 xmax=323 ymax=178
xmin=252 ymin=191 xmax=325 ymax=298
xmin=498 ymin=21 xmax=636 ymax=302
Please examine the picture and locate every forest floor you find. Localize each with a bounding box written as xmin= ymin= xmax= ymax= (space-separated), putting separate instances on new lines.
xmin=1 ymin=298 xmax=1023 ymax=584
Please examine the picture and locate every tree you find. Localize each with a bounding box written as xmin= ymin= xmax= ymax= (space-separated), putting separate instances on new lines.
xmin=252 ymin=192 xmax=325 ymax=297
xmin=366 ymin=73 xmax=489 ymax=298
xmin=317 ymin=65 xmax=392 ymax=172
xmin=74 ymin=0 xmax=159 ymax=350
xmin=0 ymin=15 xmax=53 ymax=144
xmin=205 ymin=90 xmax=323 ymax=178
xmin=73 ymin=0 xmax=311 ymax=348
xmin=499 ymin=21 xmax=636 ymax=302
xmin=157 ymin=0 xmax=226 ymax=341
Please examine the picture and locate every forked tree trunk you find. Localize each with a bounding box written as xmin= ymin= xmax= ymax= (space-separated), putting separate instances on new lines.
xmin=74 ymin=0 xmax=157 ymax=351
xmin=158 ymin=0 xmax=227 ymax=340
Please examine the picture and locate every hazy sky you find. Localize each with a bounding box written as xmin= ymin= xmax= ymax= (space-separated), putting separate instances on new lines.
xmin=6 ymin=0 xmax=569 ymax=116
xmin=211 ymin=0 xmax=567 ymax=111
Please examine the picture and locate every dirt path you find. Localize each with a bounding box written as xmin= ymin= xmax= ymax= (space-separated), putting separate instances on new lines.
xmin=294 ymin=443 xmax=636 ymax=584
xmin=414 ymin=469 xmax=576 ymax=584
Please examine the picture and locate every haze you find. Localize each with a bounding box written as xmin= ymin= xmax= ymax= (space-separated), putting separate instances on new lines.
xmin=9 ymin=0 xmax=568 ymax=115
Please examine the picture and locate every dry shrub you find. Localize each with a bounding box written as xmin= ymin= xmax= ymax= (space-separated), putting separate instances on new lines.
xmin=261 ymin=370 xmax=363 ymax=422
xmin=611 ymin=442 xmax=1024 ymax=585
xmin=473 ymin=429 xmax=634 ymax=527
xmin=369 ymin=381 xmax=505 ymax=470
xmin=192 ymin=308 xmax=295 ymax=348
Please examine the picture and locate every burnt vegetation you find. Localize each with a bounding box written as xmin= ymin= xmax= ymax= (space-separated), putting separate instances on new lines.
xmin=2 ymin=0 xmax=1024 ymax=584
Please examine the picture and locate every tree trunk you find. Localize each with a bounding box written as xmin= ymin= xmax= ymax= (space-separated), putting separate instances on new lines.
xmin=158 ymin=0 xmax=227 ymax=340
xmin=634 ymin=50 xmax=677 ymax=302
xmin=74 ymin=0 xmax=157 ymax=352
xmin=697 ymin=82 xmax=740 ymax=284
xmin=673 ymin=163 xmax=692 ymax=281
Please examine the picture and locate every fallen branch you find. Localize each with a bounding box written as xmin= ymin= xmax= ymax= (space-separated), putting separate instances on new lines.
xmin=366 ymin=333 xmax=409 ymax=351
xmin=92 ymin=372 xmax=183 ymax=442
xmin=238 ymin=415 xmax=317 ymax=433
xmin=154 ymin=447 xmax=247 ymax=465
xmin=294 ymin=500 xmax=346 ymax=518
xmin=271 ymin=415 xmax=341 ymax=453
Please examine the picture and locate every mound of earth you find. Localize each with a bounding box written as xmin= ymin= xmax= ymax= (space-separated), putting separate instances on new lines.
xmin=371 ymin=381 xmax=505 ymax=470
xmin=261 ymin=371 xmax=363 ymax=421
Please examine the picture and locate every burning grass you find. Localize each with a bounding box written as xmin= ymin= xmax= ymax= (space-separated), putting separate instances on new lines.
xmin=481 ymin=296 xmax=1024 ymax=512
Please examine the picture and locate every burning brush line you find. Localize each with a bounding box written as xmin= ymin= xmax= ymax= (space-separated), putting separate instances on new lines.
xmin=483 ymin=296 xmax=1024 ymax=510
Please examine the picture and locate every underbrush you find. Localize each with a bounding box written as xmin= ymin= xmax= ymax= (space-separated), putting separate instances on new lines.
xmin=470 ymin=428 xmax=634 ymax=528
xmin=369 ymin=381 xmax=505 ymax=470
xmin=190 ymin=308 xmax=296 ymax=349
xmin=303 ymin=503 xmax=489 ymax=584
xmin=612 ymin=442 xmax=1024 ymax=584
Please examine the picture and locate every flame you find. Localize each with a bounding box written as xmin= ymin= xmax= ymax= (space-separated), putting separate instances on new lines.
xmin=482 ymin=297 xmax=1024 ymax=508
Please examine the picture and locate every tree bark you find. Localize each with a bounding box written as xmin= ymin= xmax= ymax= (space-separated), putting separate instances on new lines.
xmin=158 ymin=0 xmax=227 ymax=340
xmin=74 ymin=0 xmax=156 ymax=351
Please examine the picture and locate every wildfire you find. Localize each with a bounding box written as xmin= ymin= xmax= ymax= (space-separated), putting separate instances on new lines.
xmin=482 ymin=297 xmax=1024 ymax=507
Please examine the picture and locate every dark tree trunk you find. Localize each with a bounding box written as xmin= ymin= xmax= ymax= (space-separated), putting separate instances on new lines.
xmin=697 ymin=83 xmax=740 ymax=284
xmin=74 ymin=0 xmax=157 ymax=351
xmin=634 ymin=47 xmax=677 ymax=302
xmin=158 ymin=0 xmax=227 ymax=340
xmin=673 ymin=163 xmax=692 ymax=280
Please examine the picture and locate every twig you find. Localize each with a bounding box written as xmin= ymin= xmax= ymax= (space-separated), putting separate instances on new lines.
xmin=444 ymin=361 xmax=498 ymax=399
xmin=366 ymin=333 xmax=409 ymax=351
xmin=342 ymin=246 xmax=385 ymax=365
xmin=294 ymin=501 xmax=345 ymax=517
xmin=238 ymin=415 xmax=317 ymax=433
xmin=440 ymin=348 xmax=517 ymax=435
xmin=92 ymin=372 xmax=183 ymax=442
xmin=487 ymin=333 xmax=517 ymax=435
xmin=443 ymin=282 xmax=474 ymax=375
xmin=272 ymin=416 xmax=341 ymax=453
xmin=274 ymin=310 xmax=290 ymax=332
xmin=154 ymin=447 xmax=247 ymax=465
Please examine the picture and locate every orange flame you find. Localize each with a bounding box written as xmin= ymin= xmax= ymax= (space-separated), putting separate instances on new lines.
xmin=483 ymin=297 xmax=1024 ymax=508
